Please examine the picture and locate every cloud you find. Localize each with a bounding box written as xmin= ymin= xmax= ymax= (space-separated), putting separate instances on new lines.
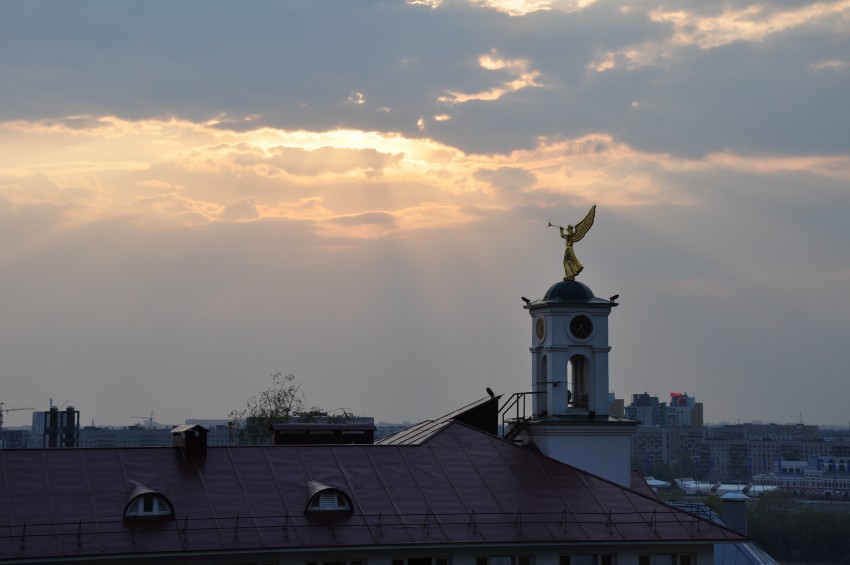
xmin=588 ymin=1 xmax=850 ymax=74
xmin=325 ymin=211 xmax=399 ymax=237
xmin=468 ymin=0 xmax=600 ymax=16
xmin=651 ymin=1 xmax=850 ymax=49
xmin=5 ymin=116 xmax=846 ymax=238
xmin=2 ymin=1 xmax=847 ymax=159
xmin=266 ymin=147 xmax=402 ymax=176
xmin=474 ymin=166 xmax=537 ymax=195
xmin=346 ymin=91 xmax=367 ymax=105
xmin=809 ymin=59 xmax=850 ymax=71
xmin=220 ymin=197 xmax=261 ymax=221
xmin=438 ymin=50 xmax=541 ymax=103
xmin=330 ymin=211 xmax=397 ymax=226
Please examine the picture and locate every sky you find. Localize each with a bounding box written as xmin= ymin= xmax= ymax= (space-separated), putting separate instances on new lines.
xmin=1 ymin=0 xmax=849 ymax=429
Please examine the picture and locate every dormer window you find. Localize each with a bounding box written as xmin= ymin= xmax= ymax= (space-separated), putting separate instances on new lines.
xmin=305 ymin=480 xmax=352 ymax=514
xmin=126 ymin=494 xmax=173 ymax=517
xmin=309 ymin=490 xmax=351 ymax=511
xmin=124 ymin=484 xmax=174 ymax=519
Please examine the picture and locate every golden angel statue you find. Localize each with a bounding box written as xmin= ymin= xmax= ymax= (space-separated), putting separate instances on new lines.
xmin=550 ymin=205 xmax=596 ymax=280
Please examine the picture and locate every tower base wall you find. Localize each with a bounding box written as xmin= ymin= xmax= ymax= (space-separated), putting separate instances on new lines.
xmin=516 ymin=418 xmax=638 ymax=487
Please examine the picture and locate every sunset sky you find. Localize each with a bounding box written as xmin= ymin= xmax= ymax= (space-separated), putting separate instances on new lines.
xmin=1 ymin=0 xmax=849 ymax=428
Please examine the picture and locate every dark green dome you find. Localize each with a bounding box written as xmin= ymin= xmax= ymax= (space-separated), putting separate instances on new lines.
xmin=542 ymin=280 xmax=596 ymax=303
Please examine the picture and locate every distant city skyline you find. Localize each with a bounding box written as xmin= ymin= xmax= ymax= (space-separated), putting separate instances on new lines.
xmin=3 ymin=390 xmax=844 ymax=430
xmin=1 ymin=1 xmax=849 ymax=428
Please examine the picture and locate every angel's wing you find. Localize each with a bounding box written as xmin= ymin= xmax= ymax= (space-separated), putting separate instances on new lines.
xmin=571 ymin=205 xmax=596 ymax=243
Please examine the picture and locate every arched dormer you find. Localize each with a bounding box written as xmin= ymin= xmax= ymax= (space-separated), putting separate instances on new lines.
xmin=305 ymin=480 xmax=352 ymax=514
xmin=124 ymin=483 xmax=174 ymax=519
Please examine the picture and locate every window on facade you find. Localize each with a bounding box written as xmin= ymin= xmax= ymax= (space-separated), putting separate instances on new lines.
xmin=638 ymin=555 xmax=692 ymax=565
xmin=124 ymin=494 xmax=173 ymax=518
xmin=560 ymin=555 xmax=613 ymax=565
xmin=478 ymin=556 xmax=533 ymax=565
xmin=393 ymin=558 xmax=449 ymax=565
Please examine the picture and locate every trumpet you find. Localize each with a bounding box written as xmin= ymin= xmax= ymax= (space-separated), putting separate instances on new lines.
xmin=547 ymin=221 xmax=565 ymax=230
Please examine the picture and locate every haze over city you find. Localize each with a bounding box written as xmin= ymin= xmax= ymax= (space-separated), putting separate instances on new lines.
xmin=1 ymin=0 xmax=848 ymax=429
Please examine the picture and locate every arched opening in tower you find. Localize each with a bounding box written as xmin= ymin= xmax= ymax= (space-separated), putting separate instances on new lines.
xmin=535 ymin=355 xmax=549 ymax=417
xmin=567 ymin=354 xmax=590 ymax=409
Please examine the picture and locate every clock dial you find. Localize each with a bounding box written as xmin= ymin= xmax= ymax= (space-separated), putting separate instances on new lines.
xmin=569 ymin=315 xmax=593 ymax=339
xmin=535 ymin=317 xmax=546 ymax=340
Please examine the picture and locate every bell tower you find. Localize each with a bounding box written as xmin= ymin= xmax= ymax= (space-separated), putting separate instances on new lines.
xmin=527 ymin=280 xmax=615 ymax=420
xmin=511 ymin=208 xmax=638 ymax=487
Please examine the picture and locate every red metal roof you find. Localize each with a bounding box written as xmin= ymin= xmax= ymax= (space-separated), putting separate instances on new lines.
xmin=0 ymin=422 xmax=745 ymax=561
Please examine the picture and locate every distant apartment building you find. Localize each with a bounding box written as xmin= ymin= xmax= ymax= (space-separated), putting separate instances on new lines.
xmin=29 ymin=410 xmax=45 ymax=448
xmin=24 ymin=405 xmax=81 ymax=448
xmin=625 ymin=394 xmax=850 ymax=486
xmin=625 ymin=392 xmax=703 ymax=428
xmin=668 ymin=392 xmax=704 ymax=427
xmin=632 ymin=426 xmax=708 ymax=476
xmin=699 ymin=430 xmax=850 ymax=486
xmin=76 ymin=425 xmax=232 ymax=448
xmin=708 ymin=422 xmax=818 ymax=441
xmin=0 ymin=428 xmax=30 ymax=449
xmin=23 ymin=415 xmax=379 ymax=448
xmin=0 ymin=414 xmax=402 ymax=451
xmin=41 ymin=405 xmax=80 ymax=447
xmin=753 ymin=455 xmax=850 ymax=498
xmin=625 ymin=392 xmax=667 ymax=426
xmin=608 ymin=392 xmax=625 ymax=418
xmin=627 ymin=392 xmax=705 ymax=474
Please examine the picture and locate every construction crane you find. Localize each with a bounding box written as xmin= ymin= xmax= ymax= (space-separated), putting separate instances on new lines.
xmin=131 ymin=410 xmax=156 ymax=429
xmin=0 ymin=402 xmax=35 ymax=430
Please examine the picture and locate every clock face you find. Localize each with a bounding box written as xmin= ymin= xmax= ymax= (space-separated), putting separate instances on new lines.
xmin=535 ymin=317 xmax=546 ymax=340
xmin=569 ymin=315 xmax=593 ymax=339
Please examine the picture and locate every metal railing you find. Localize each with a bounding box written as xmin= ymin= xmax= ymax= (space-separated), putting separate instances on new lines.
xmin=499 ymin=391 xmax=541 ymax=441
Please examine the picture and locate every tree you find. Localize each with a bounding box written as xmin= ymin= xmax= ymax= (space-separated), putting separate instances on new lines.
xmin=229 ymin=373 xmax=308 ymax=445
xmin=747 ymin=490 xmax=850 ymax=563
xmin=228 ymin=373 xmax=352 ymax=445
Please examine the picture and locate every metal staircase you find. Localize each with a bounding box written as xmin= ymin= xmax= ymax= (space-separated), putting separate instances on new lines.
xmin=499 ymin=392 xmax=539 ymax=442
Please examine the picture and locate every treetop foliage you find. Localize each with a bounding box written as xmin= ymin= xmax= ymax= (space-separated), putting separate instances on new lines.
xmin=229 ymin=372 xmax=350 ymax=445
xmin=748 ymin=490 xmax=850 ymax=563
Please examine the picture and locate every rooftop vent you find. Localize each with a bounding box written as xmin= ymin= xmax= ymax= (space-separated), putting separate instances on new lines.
xmin=171 ymin=424 xmax=208 ymax=458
